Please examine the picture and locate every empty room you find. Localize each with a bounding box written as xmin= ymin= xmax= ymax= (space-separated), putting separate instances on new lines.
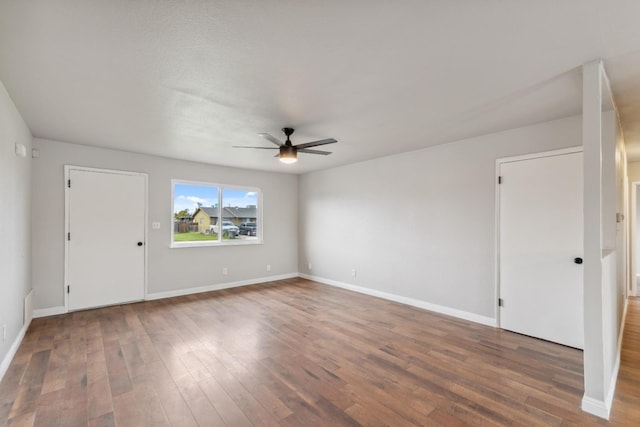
xmin=1 ymin=1 xmax=640 ymax=426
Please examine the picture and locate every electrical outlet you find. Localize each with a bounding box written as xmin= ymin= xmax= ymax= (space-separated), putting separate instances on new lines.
xmin=2 ymin=324 xmax=6 ymax=342
xmin=222 ymin=267 xmax=228 ymax=275
xmin=352 ymin=268 xmax=357 ymax=277
xmin=266 ymin=264 xmax=271 ymax=272
xmin=308 ymin=262 xmax=312 ymax=271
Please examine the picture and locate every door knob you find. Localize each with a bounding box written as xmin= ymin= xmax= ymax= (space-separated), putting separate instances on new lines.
xmin=574 ymin=257 xmax=583 ymax=264
xmin=137 ymin=242 xmax=143 ymax=246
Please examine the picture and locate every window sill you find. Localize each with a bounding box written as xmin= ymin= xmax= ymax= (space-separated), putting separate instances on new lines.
xmin=170 ymin=238 xmax=262 ymax=249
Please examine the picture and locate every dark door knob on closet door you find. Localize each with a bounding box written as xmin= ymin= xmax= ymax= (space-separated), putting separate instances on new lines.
xmin=137 ymin=242 xmax=143 ymax=246
xmin=574 ymin=257 xmax=583 ymax=264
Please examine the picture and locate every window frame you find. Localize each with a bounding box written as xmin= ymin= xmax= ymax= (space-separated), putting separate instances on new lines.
xmin=170 ymin=179 xmax=263 ymax=248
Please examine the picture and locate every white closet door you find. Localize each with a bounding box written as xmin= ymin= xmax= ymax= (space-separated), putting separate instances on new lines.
xmin=499 ymin=151 xmax=583 ymax=349
xmin=67 ymin=168 xmax=146 ymax=311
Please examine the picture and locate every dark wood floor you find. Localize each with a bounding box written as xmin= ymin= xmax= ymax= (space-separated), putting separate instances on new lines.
xmin=0 ymin=278 xmax=638 ymax=426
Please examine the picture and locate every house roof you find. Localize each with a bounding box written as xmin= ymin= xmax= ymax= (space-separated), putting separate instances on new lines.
xmin=223 ymin=206 xmax=257 ymax=219
xmin=193 ymin=206 xmax=257 ymax=219
xmin=195 ymin=207 xmax=217 ymax=218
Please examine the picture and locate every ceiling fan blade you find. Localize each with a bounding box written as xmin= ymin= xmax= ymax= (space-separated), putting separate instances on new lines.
xmin=232 ymin=146 xmax=279 ymax=149
xmin=295 ymin=138 xmax=337 ymax=149
xmin=298 ymin=148 xmax=332 ymax=155
xmin=258 ymin=133 xmax=283 ymax=146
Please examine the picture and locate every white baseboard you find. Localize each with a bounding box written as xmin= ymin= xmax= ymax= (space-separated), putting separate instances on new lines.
xmin=0 ymin=322 xmax=29 ymax=384
xmin=581 ymin=395 xmax=610 ymax=419
xmin=582 ymin=354 xmax=620 ymax=420
xmin=581 ymin=296 xmax=629 ymax=420
xmin=33 ymin=306 xmax=66 ymax=318
xmin=299 ymin=273 xmax=497 ymax=327
xmin=146 ymin=273 xmax=299 ymax=301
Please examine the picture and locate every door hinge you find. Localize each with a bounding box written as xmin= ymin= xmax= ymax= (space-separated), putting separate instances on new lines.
xmin=498 ymin=298 xmax=504 ymax=307
xmin=67 ymin=179 xmax=71 ymax=188
xmin=498 ymin=176 xmax=502 ymax=184
xmin=67 ymin=285 xmax=70 ymax=294
xmin=67 ymin=232 xmax=71 ymax=241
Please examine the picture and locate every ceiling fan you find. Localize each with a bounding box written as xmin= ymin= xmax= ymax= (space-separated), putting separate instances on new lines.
xmin=233 ymin=128 xmax=337 ymax=164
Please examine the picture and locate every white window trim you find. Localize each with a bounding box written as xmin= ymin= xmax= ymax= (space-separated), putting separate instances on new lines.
xmin=170 ymin=179 xmax=263 ymax=248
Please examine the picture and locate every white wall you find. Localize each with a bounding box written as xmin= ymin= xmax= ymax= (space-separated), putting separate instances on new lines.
xmin=0 ymin=80 xmax=32 ymax=378
xmin=299 ymin=115 xmax=581 ymax=320
xmin=598 ymin=110 xmax=626 ymax=410
xmin=31 ymin=139 xmax=298 ymax=311
xmin=636 ymin=189 xmax=640 ymax=283
xmin=629 ymin=162 xmax=640 ymax=292
xmin=614 ymin=114 xmax=627 ymax=335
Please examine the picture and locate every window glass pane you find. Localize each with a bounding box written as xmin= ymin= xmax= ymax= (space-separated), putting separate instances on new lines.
xmin=221 ymin=188 xmax=259 ymax=240
xmin=173 ymin=183 xmax=219 ymax=243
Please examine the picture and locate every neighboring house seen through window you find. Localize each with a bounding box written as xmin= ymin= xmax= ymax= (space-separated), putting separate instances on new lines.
xmin=172 ymin=180 xmax=261 ymax=247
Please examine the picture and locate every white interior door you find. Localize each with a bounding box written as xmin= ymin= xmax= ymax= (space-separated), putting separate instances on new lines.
xmin=67 ymin=167 xmax=146 ymax=311
xmin=499 ymin=150 xmax=583 ymax=349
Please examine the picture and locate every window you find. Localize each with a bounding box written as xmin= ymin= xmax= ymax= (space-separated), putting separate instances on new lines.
xmin=171 ymin=180 xmax=261 ymax=247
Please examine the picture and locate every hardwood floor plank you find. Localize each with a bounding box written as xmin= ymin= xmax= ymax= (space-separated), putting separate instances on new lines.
xmin=1 ymin=280 xmax=639 ymax=425
xmin=103 ymin=341 xmax=132 ymax=398
xmin=0 ymin=362 xmax=28 ymax=423
xmin=40 ymin=340 xmax=69 ymax=395
xmin=173 ymin=374 xmax=227 ymax=427
xmin=153 ymin=381 xmax=199 ymax=427
xmin=112 ymin=385 xmax=169 ymax=427
xmin=198 ymin=377 xmax=253 ymax=427
xmin=250 ymin=383 xmax=294 ymax=421
xmin=87 ymin=376 xmax=113 ymax=421
xmin=209 ymin=369 xmax=282 ymax=427
xmin=32 ymin=389 xmax=63 ymax=427
xmin=606 ymin=298 xmax=640 ymax=425
xmin=87 ymin=412 xmax=115 ymax=427
xmin=59 ymin=360 xmax=88 ymax=427
xmin=7 ymin=411 xmax=35 ymax=427
xmin=345 ymin=402 xmax=421 ymax=427
xmin=8 ymin=350 xmax=50 ymax=421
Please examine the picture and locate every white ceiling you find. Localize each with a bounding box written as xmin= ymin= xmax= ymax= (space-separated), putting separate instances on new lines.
xmin=2 ymin=1 xmax=640 ymax=173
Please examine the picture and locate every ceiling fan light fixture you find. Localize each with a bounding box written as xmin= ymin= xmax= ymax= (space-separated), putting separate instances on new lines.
xmin=279 ymin=145 xmax=297 ymax=164
xmin=279 ymin=156 xmax=297 ymax=164
xmin=235 ymin=127 xmax=336 ymax=163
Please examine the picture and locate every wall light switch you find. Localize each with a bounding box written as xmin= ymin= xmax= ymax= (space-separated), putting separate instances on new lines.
xmin=152 ymin=222 xmax=160 ymax=229
xmin=14 ymin=143 xmax=26 ymax=157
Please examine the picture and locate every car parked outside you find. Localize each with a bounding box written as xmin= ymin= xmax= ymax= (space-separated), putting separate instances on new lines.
xmin=239 ymin=222 xmax=257 ymax=236
xmin=209 ymin=221 xmax=239 ymax=237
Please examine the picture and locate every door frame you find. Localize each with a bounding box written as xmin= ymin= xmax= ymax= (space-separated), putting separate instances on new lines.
xmin=629 ymin=181 xmax=640 ymax=297
xmin=63 ymin=165 xmax=149 ymax=312
xmin=494 ymin=146 xmax=583 ymax=326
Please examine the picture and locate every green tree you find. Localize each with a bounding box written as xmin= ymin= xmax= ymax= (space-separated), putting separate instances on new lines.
xmin=174 ymin=208 xmax=191 ymax=219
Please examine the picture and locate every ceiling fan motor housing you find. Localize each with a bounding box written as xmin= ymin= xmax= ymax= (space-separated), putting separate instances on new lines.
xmin=280 ymin=144 xmax=297 ymax=156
